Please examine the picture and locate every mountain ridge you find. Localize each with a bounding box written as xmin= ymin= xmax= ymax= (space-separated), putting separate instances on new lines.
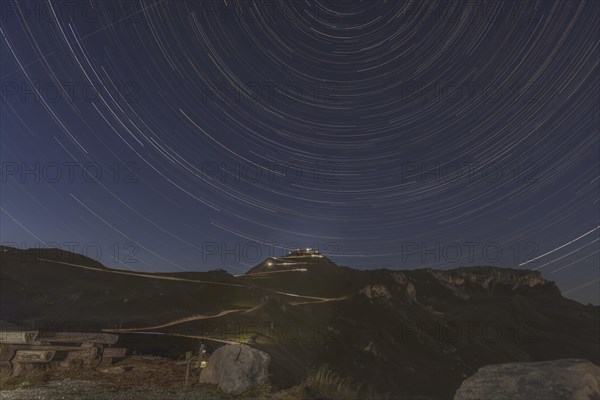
xmin=1 ymin=245 xmax=597 ymax=398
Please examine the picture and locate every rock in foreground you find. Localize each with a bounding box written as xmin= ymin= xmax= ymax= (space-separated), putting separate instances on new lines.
xmin=454 ymin=359 xmax=600 ymax=400
xmin=199 ymin=344 xmax=270 ymax=395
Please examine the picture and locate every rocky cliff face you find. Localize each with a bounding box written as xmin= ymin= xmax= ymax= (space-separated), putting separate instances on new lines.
xmin=360 ymin=284 xmax=392 ymax=302
xmin=360 ymin=271 xmax=418 ymax=305
xmin=391 ymin=272 xmax=417 ymax=303
xmin=360 ymin=267 xmax=551 ymax=306
xmin=429 ymin=267 xmax=550 ymax=291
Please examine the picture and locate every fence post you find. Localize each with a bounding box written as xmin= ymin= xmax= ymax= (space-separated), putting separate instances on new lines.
xmin=185 ymin=359 xmax=191 ymax=387
xmin=198 ymin=341 xmax=205 ymax=383
xmin=184 ymin=351 xmax=192 ymax=387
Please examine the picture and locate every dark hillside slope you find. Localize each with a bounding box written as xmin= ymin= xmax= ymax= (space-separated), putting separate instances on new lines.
xmin=0 ymin=246 xmax=261 ymax=328
xmin=1 ymin=246 xmax=598 ymax=398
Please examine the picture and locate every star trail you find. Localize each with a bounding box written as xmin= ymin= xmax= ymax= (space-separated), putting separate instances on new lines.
xmin=1 ymin=1 xmax=598 ymax=304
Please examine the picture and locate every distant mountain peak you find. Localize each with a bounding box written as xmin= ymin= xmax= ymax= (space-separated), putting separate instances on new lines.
xmin=245 ymin=248 xmax=337 ymax=275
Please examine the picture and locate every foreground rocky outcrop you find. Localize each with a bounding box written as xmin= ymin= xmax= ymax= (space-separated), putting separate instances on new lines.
xmin=199 ymin=344 xmax=270 ymax=395
xmin=454 ymin=359 xmax=600 ymax=400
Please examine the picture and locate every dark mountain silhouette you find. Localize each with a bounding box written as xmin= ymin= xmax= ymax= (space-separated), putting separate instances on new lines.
xmin=1 ymin=245 xmax=598 ymax=398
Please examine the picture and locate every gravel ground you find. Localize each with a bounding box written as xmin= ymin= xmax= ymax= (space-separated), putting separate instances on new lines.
xmin=0 ymin=379 xmax=264 ymax=400
xmin=0 ymin=356 xmax=282 ymax=400
xmin=0 ymin=356 xmax=283 ymax=400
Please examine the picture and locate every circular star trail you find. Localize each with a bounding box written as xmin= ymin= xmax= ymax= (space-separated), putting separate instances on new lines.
xmin=1 ymin=1 xmax=598 ymax=304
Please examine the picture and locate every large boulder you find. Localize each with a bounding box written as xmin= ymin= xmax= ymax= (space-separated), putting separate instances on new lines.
xmin=454 ymin=359 xmax=600 ymax=400
xmin=199 ymin=344 xmax=270 ymax=395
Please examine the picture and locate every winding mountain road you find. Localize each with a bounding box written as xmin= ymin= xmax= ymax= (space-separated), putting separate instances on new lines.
xmin=103 ymin=309 xmax=249 ymax=333
xmin=39 ymin=257 xmax=351 ymax=335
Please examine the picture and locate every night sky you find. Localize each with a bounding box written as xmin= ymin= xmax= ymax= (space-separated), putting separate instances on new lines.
xmin=1 ymin=1 xmax=598 ymax=304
